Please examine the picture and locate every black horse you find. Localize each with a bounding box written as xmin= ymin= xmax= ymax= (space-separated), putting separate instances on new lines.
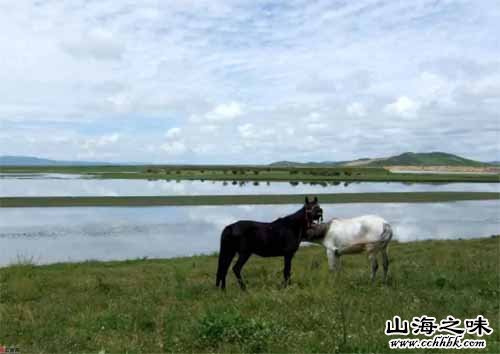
xmin=216 ymin=197 xmax=323 ymax=290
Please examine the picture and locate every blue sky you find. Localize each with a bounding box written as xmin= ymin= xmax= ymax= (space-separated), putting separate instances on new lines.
xmin=0 ymin=0 xmax=499 ymax=163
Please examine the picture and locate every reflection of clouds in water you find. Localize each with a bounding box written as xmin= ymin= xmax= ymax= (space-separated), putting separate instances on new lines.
xmin=185 ymin=205 xmax=298 ymax=231
xmin=186 ymin=206 xmax=238 ymax=231
xmin=153 ymin=180 xmax=188 ymax=194
xmin=237 ymin=205 xmax=256 ymax=212
xmin=1 ymin=174 xmax=499 ymax=197
xmin=393 ymin=224 xmax=419 ymax=243
xmin=1 ymin=220 xmax=220 ymax=266
xmin=0 ymin=201 xmax=498 ymax=265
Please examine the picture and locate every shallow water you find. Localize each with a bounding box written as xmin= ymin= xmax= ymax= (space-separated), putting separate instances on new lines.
xmin=1 ymin=201 xmax=498 ymax=266
xmin=0 ymin=173 xmax=498 ymax=196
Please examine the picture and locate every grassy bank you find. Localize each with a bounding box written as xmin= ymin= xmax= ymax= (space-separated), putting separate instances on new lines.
xmin=0 ymin=237 xmax=498 ymax=353
xmin=1 ymin=164 xmax=499 ymax=183
xmin=1 ymin=192 xmax=499 ymax=207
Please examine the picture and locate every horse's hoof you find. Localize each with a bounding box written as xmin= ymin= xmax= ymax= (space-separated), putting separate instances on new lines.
xmin=280 ymin=281 xmax=291 ymax=289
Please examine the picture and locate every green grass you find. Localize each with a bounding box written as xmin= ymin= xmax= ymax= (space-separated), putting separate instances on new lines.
xmin=1 ymin=192 xmax=499 ymax=207
xmin=1 ymin=164 xmax=499 ymax=183
xmin=0 ymin=237 xmax=498 ymax=353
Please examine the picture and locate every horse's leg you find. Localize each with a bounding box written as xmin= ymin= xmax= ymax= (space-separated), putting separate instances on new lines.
xmin=218 ymin=249 xmax=236 ymax=290
xmin=326 ymin=248 xmax=340 ymax=272
xmin=369 ymin=253 xmax=379 ymax=283
xmin=283 ymin=253 xmax=293 ymax=287
xmin=381 ymin=248 xmax=389 ymax=284
xmin=233 ymin=253 xmax=251 ymax=290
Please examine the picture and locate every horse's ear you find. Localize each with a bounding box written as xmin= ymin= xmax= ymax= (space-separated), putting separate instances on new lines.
xmin=305 ymin=196 xmax=309 ymax=204
xmin=313 ymin=196 xmax=318 ymax=203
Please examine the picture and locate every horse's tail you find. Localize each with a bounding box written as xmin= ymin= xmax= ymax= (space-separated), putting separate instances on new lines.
xmin=216 ymin=225 xmax=236 ymax=288
xmin=381 ymin=222 xmax=393 ymax=249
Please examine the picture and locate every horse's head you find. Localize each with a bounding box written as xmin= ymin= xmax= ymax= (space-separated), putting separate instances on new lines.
xmin=304 ymin=196 xmax=323 ymax=229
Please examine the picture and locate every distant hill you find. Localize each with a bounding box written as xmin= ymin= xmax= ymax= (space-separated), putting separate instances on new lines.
xmin=0 ymin=156 xmax=113 ymax=166
xmin=270 ymin=152 xmax=491 ymax=168
xmin=364 ymin=152 xmax=487 ymax=167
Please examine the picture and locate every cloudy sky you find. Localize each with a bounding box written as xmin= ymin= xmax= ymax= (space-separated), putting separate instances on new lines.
xmin=1 ymin=0 xmax=499 ymax=163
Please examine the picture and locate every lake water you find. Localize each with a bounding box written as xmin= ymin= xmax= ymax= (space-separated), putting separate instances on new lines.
xmin=1 ymin=201 xmax=498 ymax=266
xmin=0 ymin=173 xmax=498 ymax=196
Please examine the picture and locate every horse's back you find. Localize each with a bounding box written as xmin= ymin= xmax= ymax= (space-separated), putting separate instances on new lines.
xmin=224 ymin=220 xmax=268 ymax=235
xmin=329 ymin=215 xmax=390 ymax=248
xmin=222 ymin=220 xmax=297 ymax=256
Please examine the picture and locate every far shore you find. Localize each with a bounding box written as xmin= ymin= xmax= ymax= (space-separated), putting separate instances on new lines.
xmin=1 ymin=165 xmax=499 ymax=183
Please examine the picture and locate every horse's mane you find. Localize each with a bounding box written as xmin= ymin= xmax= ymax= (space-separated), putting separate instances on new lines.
xmin=271 ymin=206 xmax=304 ymax=225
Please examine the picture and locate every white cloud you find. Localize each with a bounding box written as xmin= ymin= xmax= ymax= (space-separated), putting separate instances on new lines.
xmin=192 ymin=143 xmax=216 ymax=154
xmin=205 ymin=102 xmax=243 ymax=122
xmin=346 ymin=102 xmax=366 ymax=117
xmin=304 ymin=112 xmax=322 ymax=122
xmin=1 ymin=1 xmax=499 ymax=162
xmin=307 ymin=122 xmax=328 ymax=132
xmin=161 ymin=127 xmax=186 ymax=155
xmin=462 ymin=75 xmax=500 ymax=98
xmin=384 ymin=96 xmax=420 ymax=119
xmin=106 ymin=93 xmax=132 ymax=113
xmin=200 ymin=125 xmax=218 ymax=133
xmin=81 ymin=133 xmax=120 ymax=150
xmin=238 ymin=123 xmax=254 ymax=138
xmin=100 ymin=133 xmax=120 ymax=145
xmin=165 ymin=127 xmax=182 ymax=139
xmin=160 ymin=141 xmax=186 ymax=155
xmin=237 ymin=123 xmax=276 ymax=148
xmin=76 ymin=133 xmax=122 ymax=159
xmin=60 ymin=29 xmax=124 ymax=61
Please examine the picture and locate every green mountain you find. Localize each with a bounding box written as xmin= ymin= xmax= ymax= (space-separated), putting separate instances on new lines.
xmin=365 ymin=152 xmax=487 ymax=167
xmin=270 ymin=152 xmax=490 ymax=168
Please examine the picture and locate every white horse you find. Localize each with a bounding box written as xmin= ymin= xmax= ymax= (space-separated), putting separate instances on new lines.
xmin=305 ymin=215 xmax=393 ymax=283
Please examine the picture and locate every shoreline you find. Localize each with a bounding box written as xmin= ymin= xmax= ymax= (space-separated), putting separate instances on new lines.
xmin=3 ymin=235 xmax=498 ymax=269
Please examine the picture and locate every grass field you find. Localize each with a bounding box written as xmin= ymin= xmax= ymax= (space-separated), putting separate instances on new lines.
xmin=0 ymin=237 xmax=498 ymax=353
xmin=1 ymin=192 xmax=499 ymax=207
xmin=1 ymin=165 xmax=499 ymax=183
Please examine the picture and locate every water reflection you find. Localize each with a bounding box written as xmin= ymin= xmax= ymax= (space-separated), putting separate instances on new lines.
xmin=0 ymin=173 xmax=498 ymax=197
xmin=0 ymin=201 xmax=498 ymax=266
